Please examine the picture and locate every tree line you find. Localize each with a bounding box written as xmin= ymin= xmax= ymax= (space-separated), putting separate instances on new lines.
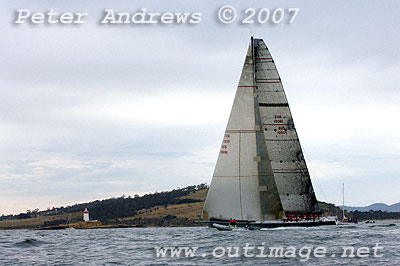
xmin=0 ymin=183 xmax=208 ymax=223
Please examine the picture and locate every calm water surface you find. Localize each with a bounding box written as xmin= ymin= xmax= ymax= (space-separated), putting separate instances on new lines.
xmin=0 ymin=221 xmax=399 ymax=265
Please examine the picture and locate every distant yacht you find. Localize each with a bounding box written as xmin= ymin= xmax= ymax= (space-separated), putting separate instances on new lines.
xmin=339 ymin=183 xmax=358 ymax=224
xmin=202 ymin=37 xmax=337 ymax=229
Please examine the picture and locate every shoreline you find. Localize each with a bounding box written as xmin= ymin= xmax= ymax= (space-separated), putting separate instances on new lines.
xmin=1 ymin=219 xmax=398 ymax=231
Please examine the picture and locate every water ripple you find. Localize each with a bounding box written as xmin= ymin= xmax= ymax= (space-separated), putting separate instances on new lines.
xmin=0 ymin=222 xmax=399 ymax=265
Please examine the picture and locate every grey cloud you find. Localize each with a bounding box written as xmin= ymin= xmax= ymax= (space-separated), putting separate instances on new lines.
xmin=1 ymin=0 xmax=400 ymax=214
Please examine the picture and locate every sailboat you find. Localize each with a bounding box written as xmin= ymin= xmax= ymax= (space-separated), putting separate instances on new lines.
xmin=339 ymin=183 xmax=358 ymax=224
xmin=202 ymin=37 xmax=337 ymax=229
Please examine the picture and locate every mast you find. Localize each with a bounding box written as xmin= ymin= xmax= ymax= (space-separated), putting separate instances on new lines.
xmin=342 ymin=183 xmax=345 ymax=219
xmin=251 ymin=36 xmax=256 ymax=83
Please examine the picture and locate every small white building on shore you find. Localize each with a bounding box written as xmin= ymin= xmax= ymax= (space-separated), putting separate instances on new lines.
xmin=83 ymin=208 xmax=89 ymax=222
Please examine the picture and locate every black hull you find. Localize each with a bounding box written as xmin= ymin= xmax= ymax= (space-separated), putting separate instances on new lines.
xmin=197 ymin=219 xmax=337 ymax=229
xmin=254 ymin=220 xmax=336 ymax=228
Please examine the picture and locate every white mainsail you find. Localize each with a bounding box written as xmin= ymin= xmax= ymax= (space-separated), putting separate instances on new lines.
xmin=203 ymin=39 xmax=283 ymax=221
xmin=203 ymin=37 xmax=320 ymax=222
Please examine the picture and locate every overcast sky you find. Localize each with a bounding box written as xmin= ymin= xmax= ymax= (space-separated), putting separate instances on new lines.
xmin=1 ymin=0 xmax=399 ymax=215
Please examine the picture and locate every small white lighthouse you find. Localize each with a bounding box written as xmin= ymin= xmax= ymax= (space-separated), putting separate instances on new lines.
xmin=83 ymin=208 xmax=89 ymax=222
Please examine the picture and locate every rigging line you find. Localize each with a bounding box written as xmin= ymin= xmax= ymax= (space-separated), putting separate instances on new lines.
xmin=305 ymin=151 xmax=328 ymax=202
xmin=302 ymin=147 xmax=330 ymax=203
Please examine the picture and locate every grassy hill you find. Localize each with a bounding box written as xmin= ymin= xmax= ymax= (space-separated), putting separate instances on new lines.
xmin=1 ymin=185 xmax=398 ymax=229
xmin=0 ymin=184 xmax=207 ymax=229
xmin=116 ymin=188 xmax=208 ymax=227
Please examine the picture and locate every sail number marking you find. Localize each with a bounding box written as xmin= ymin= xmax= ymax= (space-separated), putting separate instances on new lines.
xmin=274 ymin=114 xmax=287 ymax=134
xmin=221 ymin=133 xmax=230 ymax=154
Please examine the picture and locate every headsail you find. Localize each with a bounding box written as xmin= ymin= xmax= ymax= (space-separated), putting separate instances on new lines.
xmin=202 ymin=37 xmax=320 ymax=222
